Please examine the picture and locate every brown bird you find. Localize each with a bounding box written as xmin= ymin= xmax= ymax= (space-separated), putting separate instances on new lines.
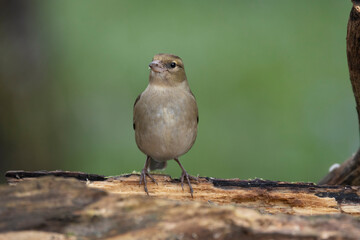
xmin=133 ymin=53 xmax=199 ymax=197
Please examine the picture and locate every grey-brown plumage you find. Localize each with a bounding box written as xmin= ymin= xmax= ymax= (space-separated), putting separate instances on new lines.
xmin=133 ymin=54 xmax=198 ymax=197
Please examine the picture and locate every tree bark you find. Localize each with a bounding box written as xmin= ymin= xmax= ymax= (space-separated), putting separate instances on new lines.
xmin=318 ymin=150 xmax=360 ymax=185
xmin=348 ymin=1 xmax=360 ymax=128
xmin=6 ymin=171 xmax=360 ymax=216
xmin=2 ymin=175 xmax=360 ymax=240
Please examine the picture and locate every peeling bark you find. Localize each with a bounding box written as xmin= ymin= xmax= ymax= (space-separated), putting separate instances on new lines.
xmin=5 ymin=171 xmax=360 ymax=216
xmin=2 ymin=176 xmax=360 ymax=240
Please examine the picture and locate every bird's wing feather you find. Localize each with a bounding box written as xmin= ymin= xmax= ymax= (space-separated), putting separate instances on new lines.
xmin=189 ymin=90 xmax=199 ymax=124
xmin=134 ymin=94 xmax=141 ymax=108
xmin=133 ymin=94 xmax=141 ymax=130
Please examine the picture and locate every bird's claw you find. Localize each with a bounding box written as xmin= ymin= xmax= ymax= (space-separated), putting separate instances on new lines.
xmin=139 ymin=169 xmax=157 ymax=195
xmin=147 ymin=173 xmax=158 ymax=185
xmin=180 ymin=170 xmax=196 ymax=198
xmin=139 ymin=170 xmax=149 ymax=195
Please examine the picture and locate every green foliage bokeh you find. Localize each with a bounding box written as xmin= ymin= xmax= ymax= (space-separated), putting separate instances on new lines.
xmin=2 ymin=1 xmax=357 ymax=183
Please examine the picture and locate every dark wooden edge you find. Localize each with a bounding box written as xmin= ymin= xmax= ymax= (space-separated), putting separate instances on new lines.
xmin=5 ymin=170 xmax=106 ymax=182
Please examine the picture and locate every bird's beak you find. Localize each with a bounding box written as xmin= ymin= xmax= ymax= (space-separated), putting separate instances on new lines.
xmin=149 ymin=60 xmax=165 ymax=73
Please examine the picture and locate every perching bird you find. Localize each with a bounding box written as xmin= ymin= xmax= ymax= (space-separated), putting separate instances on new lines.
xmin=133 ymin=54 xmax=199 ymax=197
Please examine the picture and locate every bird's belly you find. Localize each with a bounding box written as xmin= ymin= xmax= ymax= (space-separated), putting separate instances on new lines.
xmin=135 ymin=105 xmax=197 ymax=161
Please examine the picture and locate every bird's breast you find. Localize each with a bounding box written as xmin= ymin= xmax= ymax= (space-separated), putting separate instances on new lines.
xmin=134 ymin=86 xmax=198 ymax=161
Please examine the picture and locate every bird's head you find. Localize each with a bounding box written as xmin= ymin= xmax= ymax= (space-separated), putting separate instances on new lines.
xmin=148 ymin=54 xmax=187 ymax=86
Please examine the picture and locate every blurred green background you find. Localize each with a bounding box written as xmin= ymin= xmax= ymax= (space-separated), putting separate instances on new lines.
xmin=0 ymin=0 xmax=356 ymax=183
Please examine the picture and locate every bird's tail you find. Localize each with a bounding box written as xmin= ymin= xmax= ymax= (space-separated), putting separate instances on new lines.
xmin=148 ymin=158 xmax=167 ymax=171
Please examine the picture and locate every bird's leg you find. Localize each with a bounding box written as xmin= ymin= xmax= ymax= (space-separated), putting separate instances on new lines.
xmin=174 ymin=158 xmax=198 ymax=198
xmin=139 ymin=156 xmax=157 ymax=195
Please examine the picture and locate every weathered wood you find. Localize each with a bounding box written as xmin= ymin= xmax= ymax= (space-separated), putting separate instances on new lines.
xmin=319 ymin=1 xmax=360 ymax=186
xmin=318 ymin=150 xmax=360 ymax=185
xmin=6 ymin=171 xmax=360 ymax=216
xmin=5 ymin=170 xmax=106 ymax=183
xmin=91 ymin=174 xmax=360 ymax=215
xmin=2 ymin=176 xmax=360 ymax=240
xmin=0 ymin=231 xmax=77 ymax=240
xmin=0 ymin=176 xmax=106 ymax=232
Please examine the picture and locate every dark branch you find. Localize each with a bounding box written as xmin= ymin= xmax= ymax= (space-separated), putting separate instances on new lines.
xmin=319 ymin=2 xmax=360 ymax=186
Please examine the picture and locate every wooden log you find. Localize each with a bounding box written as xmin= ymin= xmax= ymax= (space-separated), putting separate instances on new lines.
xmin=2 ymin=176 xmax=360 ymax=240
xmin=5 ymin=170 xmax=360 ymax=216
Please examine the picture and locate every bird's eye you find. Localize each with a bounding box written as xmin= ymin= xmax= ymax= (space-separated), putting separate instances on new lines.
xmin=170 ymin=62 xmax=176 ymax=68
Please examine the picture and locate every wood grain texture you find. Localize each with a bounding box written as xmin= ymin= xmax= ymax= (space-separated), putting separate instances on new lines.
xmin=2 ymin=176 xmax=360 ymax=240
xmin=6 ymin=171 xmax=360 ymax=216
xmin=87 ymin=174 xmax=360 ymax=216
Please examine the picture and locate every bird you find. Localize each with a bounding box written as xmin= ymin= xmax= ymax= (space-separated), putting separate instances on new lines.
xmin=133 ymin=53 xmax=199 ymax=197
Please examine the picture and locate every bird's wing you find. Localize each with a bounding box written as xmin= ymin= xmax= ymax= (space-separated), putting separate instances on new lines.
xmin=134 ymin=94 xmax=141 ymax=108
xmin=189 ymin=90 xmax=199 ymax=124
xmin=133 ymin=94 xmax=141 ymax=130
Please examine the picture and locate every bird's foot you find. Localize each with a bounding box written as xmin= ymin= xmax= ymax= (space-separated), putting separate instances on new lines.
xmin=180 ymin=170 xmax=197 ymax=198
xmin=139 ymin=169 xmax=158 ymax=195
